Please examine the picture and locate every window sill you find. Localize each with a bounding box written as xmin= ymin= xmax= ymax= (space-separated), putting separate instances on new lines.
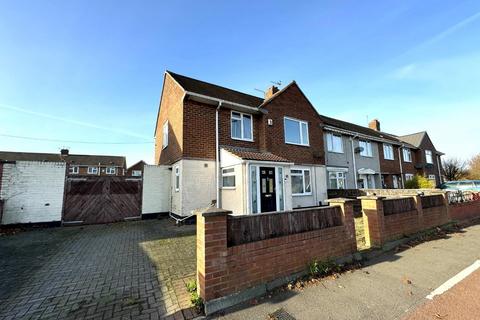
xmin=360 ymin=155 xmax=373 ymax=158
xmin=231 ymin=137 xmax=254 ymax=142
xmin=285 ymin=141 xmax=310 ymax=147
xmin=292 ymin=193 xmax=313 ymax=197
xmin=328 ymin=150 xmax=344 ymax=154
xmin=222 ymin=187 xmax=236 ymax=190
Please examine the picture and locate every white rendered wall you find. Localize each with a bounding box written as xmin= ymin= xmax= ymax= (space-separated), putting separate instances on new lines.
xmin=142 ymin=165 xmax=171 ymax=214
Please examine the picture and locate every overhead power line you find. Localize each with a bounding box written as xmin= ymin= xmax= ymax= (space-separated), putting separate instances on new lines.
xmin=0 ymin=133 xmax=153 ymax=145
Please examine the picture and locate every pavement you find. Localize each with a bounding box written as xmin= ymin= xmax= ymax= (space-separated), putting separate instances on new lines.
xmin=0 ymin=218 xmax=198 ymax=320
xmin=214 ymin=223 xmax=480 ymax=320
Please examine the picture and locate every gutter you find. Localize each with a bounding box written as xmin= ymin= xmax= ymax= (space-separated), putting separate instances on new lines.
xmin=185 ymin=91 xmax=267 ymax=114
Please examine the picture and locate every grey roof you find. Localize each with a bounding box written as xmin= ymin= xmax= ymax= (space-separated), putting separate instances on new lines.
xmin=0 ymin=151 xmax=126 ymax=167
xmin=397 ymin=131 xmax=426 ymax=148
xmin=167 ymin=71 xmax=264 ymax=107
xmin=319 ymin=115 xmax=407 ymax=145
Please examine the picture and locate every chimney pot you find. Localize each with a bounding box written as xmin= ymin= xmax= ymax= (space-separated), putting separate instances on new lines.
xmin=264 ymin=86 xmax=279 ymax=100
xmin=60 ymin=148 xmax=69 ymax=155
xmin=369 ymin=119 xmax=381 ymax=131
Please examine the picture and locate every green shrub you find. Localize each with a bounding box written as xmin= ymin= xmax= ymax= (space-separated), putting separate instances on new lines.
xmin=186 ymin=279 xmax=197 ymax=293
xmin=308 ymin=259 xmax=339 ymax=277
xmin=190 ymin=291 xmax=204 ymax=309
xmin=404 ymin=175 xmax=419 ymax=189
xmin=404 ymin=175 xmax=435 ymax=189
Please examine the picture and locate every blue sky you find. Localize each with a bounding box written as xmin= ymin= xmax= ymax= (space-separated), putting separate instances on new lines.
xmin=1 ymin=0 xmax=479 ymax=166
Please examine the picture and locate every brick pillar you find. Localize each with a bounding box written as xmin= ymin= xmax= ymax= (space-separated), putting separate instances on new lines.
xmin=327 ymin=198 xmax=357 ymax=251
xmin=438 ymin=191 xmax=450 ymax=222
xmin=358 ymin=196 xmax=386 ymax=248
xmin=196 ymin=207 xmax=231 ymax=302
xmin=412 ymin=195 xmax=424 ymax=230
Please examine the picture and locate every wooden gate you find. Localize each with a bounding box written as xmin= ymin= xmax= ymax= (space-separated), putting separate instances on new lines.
xmin=63 ymin=176 xmax=142 ymax=224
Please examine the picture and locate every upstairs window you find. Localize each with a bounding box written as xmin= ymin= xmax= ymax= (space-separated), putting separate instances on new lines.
xmin=425 ymin=150 xmax=433 ymax=164
xmin=106 ymin=167 xmax=116 ymax=175
xmin=69 ymin=166 xmax=79 ymax=175
xmin=359 ymin=140 xmax=372 ymax=157
xmin=326 ymin=133 xmax=343 ymax=153
xmin=403 ymin=148 xmax=412 ymax=162
xmin=132 ymin=170 xmax=142 ymax=177
xmin=162 ymin=121 xmax=169 ymax=149
xmin=231 ymin=112 xmax=253 ymax=141
xmin=383 ymin=144 xmax=394 ymax=160
xmin=88 ymin=166 xmax=98 ymax=175
xmin=222 ymin=168 xmax=236 ymax=188
xmin=284 ymin=117 xmax=309 ymax=146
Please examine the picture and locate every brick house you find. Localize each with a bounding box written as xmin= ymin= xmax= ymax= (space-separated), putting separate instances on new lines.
xmin=154 ymin=71 xmax=328 ymax=217
xmin=127 ymin=160 xmax=147 ymax=177
xmin=0 ymin=149 xmax=127 ymax=176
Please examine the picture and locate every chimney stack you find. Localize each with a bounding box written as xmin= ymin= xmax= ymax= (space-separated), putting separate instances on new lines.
xmin=60 ymin=148 xmax=69 ymax=156
xmin=369 ymin=119 xmax=381 ymax=131
xmin=264 ymin=86 xmax=279 ymax=100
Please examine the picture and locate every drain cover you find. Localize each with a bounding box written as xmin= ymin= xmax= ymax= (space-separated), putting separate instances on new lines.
xmin=268 ymin=308 xmax=296 ymax=320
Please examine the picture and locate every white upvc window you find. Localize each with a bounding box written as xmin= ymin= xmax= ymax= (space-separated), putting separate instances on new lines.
xmin=162 ymin=120 xmax=169 ymax=149
xmin=87 ymin=166 xmax=98 ymax=175
xmin=69 ymin=166 xmax=79 ymax=175
xmin=428 ymin=174 xmax=436 ymax=181
xmin=222 ymin=168 xmax=236 ymax=188
xmin=403 ymin=148 xmax=412 ymax=162
xmin=284 ymin=117 xmax=309 ymax=146
xmin=328 ymin=171 xmax=347 ymax=189
xmin=425 ymin=150 xmax=433 ymax=164
xmin=326 ymin=133 xmax=343 ymax=153
xmin=106 ymin=167 xmax=116 ymax=175
xmin=405 ymin=173 xmax=414 ymax=181
xmin=132 ymin=170 xmax=142 ymax=177
xmin=174 ymin=166 xmax=180 ymax=192
xmin=359 ymin=140 xmax=372 ymax=157
xmin=291 ymin=168 xmax=312 ymax=196
xmin=383 ymin=144 xmax=394 ymax=160
xmin=231 ymin=111 xmax=253 ymax=141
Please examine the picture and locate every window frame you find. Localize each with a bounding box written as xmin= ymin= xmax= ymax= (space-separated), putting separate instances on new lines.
xmin=425 ymin=150 xmax=433 ymax=164
xmin=405 ymin=173 xmax=414 ymax=181
xmin=383 ymin=143 xmax=394 ymax=160
xmin=230 ymin=111 xmax=253 ymax=142
xmin=106 ymin=167 xmax=116 ymax=175
xmin=326 ymin=133 xmax=343 ymax=153
xmin=174 ymin=166 xmax=180 ymax=192
xmin=284 ymin=117 xmax=309 ymax=146
xmin=221 ymin=167 xmax=236 ymax=189
xmin=69 ymin=165 xmax=79 ymax=175
xmin=291 ymin=168 xmax=312 ymax=196
xmin=428 ymin=174 xmax=436 ymax=181
xmin=403 ymin=148 xmax=412 ymax=162
xmin=162 ymin=120 xmax=169 ymax=149
xmin=131 ymin=170 xmax=142 ymax=177
xmin=328 ymin=171 xmax=347 ymax=189
xmin=359 ymin=140 xmax=373 ymax=157
xmin=87 ymin=166 xmax=98 ymax=175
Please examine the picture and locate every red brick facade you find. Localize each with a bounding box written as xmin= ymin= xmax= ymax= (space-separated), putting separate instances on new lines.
xmin=156 ymin=78 xmax=326 ymax=165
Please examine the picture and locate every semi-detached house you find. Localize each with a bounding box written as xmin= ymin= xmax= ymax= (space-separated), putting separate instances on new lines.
xmin=154 ymin=71 xmax=445 ymax=217
xmin=154 ymin=71 xmax=328 ymax=217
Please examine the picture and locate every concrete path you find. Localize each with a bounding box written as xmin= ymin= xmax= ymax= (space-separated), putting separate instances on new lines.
xmin=215 ymin=224 xmax=480 ymax=320
xmin=0 ymin=219 xmax=198 ymax=320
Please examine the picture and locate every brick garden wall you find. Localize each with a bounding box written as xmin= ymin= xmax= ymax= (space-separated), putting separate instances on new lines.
xmin=197 ymin=200 xmax=356 ymax=312
xmin=449 ymin=200 xmax=480 ymax=222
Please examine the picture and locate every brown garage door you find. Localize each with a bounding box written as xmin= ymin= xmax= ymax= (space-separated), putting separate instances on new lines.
xmin=63 ymin=176 xmax=142 ymax=224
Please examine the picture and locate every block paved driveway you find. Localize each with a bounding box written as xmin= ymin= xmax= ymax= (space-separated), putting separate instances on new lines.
xmin=0 ymin=219 xmax=198 ymax=320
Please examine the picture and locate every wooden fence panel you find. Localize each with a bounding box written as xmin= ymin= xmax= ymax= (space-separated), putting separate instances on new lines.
xmin=227 ymin=206 xmax=342 ymax=246
xmin=421 ymin=194 xmax=444 ymax=209
xmin=383 ymin=198 xmax=416 ymax=216
xmin=63 ymin=176 xmax=142 ymax=224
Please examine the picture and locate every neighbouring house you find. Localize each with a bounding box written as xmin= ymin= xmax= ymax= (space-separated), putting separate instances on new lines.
xmin=397 ymin=131 xmax=444 ymax=186
xmin=321 ymin=116 xmax=444 ymax=189
xmin=127 ymin=160 xmax=147 ymax=177
xmin=154 ymin=71 xmax=328 ymax=217
xmin=0 ymin=149 xmax=127 ymax=176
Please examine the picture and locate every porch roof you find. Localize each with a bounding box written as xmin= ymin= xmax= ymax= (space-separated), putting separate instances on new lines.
xmin=222 ymin=147 xmax=290 ymax=163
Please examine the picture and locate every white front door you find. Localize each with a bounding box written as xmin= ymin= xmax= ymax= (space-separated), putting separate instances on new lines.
xmin=393 ymin=175 xmax=399 ymax=189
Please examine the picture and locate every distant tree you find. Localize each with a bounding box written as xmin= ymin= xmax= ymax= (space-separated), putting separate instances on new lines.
xmin=468 ymin=154 xmax=480 ymax=180
xmin=442 ymin=158 xmax=468 ymax=181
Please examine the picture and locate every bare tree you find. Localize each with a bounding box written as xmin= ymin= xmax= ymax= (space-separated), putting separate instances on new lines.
xmin=442 ymin=158 xmax=468 ymax=181
xmin=468 ymin=154 xmax=480 ymax=180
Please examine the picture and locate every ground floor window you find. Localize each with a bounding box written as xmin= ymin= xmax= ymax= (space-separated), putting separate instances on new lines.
xmin=405 ymin=173 xmax=414 ymax=181
xmin=250 ymin=165 xmax=258 ymax=213
xmin=428 ymin=174 xmax=436 ymax=183
xmin=69 ymin=166 xmax=79 ymax=175
xmin=277 ymin=167 xmax=284 ymax=211
xmin=106 ymin=167 xmax=116 ymax=175
xmin=222 ymin=168 xmax=236 ymax=188
xmin=328 ymin=171 xmax=346 ymax=189
xmin=291 ymin=168 xmax=311 ymax=195
xmin=132 ymin=170 xmax=142 ymax=177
